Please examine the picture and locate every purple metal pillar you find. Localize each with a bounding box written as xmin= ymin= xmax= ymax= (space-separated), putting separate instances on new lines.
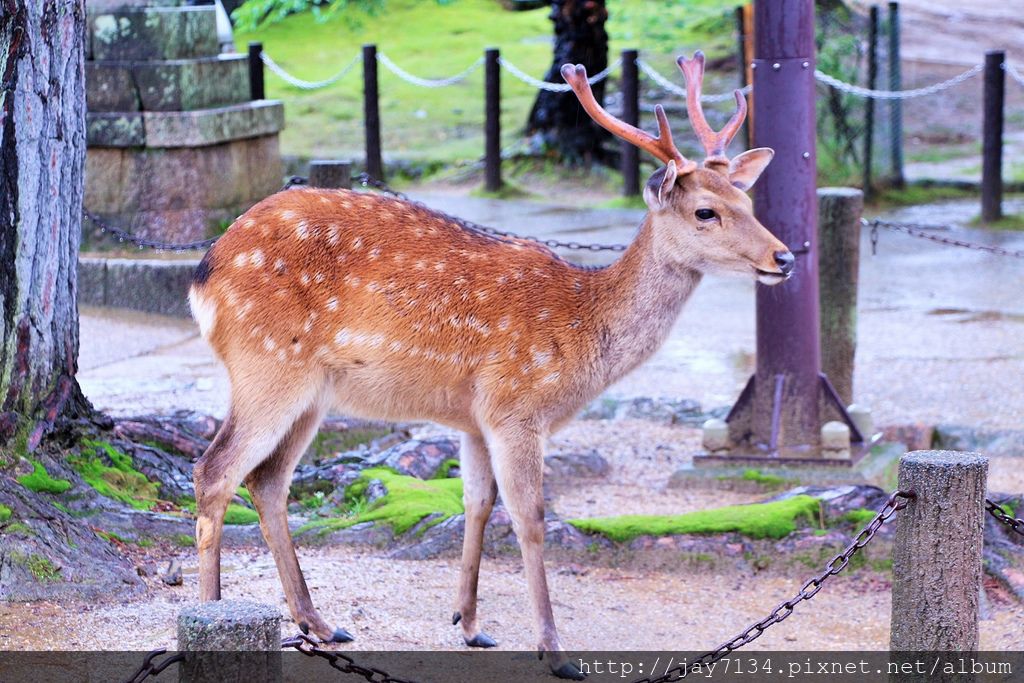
xmin=742 ymin=0 xmax=822 ymax=454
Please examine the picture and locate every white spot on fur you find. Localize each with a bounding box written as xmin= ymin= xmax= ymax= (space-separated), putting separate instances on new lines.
xmin=366 ymin=281 xmax=381 ymax=293
xmin=497 ymin=316 xmax=511 ymax=331
xmin=328 ymin=225 xmax=339 ymax=245
xmin=415 ymin=260 xmax=426 ymax=270
xmin=541 ymin=371 xmax=561 ymax=384
xmin=301 ymin=272 xmax=311 ymax=286
xmin=281 ymin=210 xmax=297 ymax=221
xmin=475 ymin=290 xmax=488 ymax=301
xmin=296 ymin=221 xmax=309 ymax=239
xmin=326 ymin=297 xmax=338 ymax=311
xmin=250 ymin=249 xmax=265 ymax=267
xmin=434 ymin=261 xmax=446 ymax=272
xmin=388 ymin=340 xmax=403 ymax=352
xmin=188 ymin=289 xmax=217 ymax=338
xmin=233 ymin=253 xmax=248 ymax=268
xmin=352 ymin=237 xmax=363 ymax=250
xmin=274 ymin=257 xmax=286 ymax=273
xmin=263 ymin=336 xmax=277 ymax=352
xmin=496 ymin=275 xmax=508 ymax=285
xmin=369 ymin=247 xmax=381 ymax=260
xmin=537 ymin=308 xmax=550 ymax=322
xmin=334 ymin=328 xmax=353 ymax=346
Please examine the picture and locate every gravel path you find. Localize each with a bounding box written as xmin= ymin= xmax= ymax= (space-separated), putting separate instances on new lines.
xmin=3 ymin=546 xmax=1021 ymax=654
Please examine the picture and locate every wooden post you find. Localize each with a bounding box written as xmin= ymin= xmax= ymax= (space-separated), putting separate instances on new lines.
xmin=891 ymin=451 xmax=987 ymax=651
xmin=178 ymin=600 xmax=282 ymax=682
xmin=818 ymin=188 xmax=863 ymax=407
xmin=620 ymin=48 xmax=640 ymax=197
xmin=887 ymin=1 xmax=904 ymax=188
xmin=248 ymin=42 xmax=265 ymax=101
xmin=362 ymin=44 xmax=383 ymax=181
xmin=735 ymin=6 xmax=752 ymax=149
xmin=982 ymin=50 xmax=1005 ymax=222
xmin=862 ymin=5 xmax=879 ymax=199
xmin=484 ymin=47 xmax=501 ymax=192
xmin=309 ymin=160 xmax=352 ymax=189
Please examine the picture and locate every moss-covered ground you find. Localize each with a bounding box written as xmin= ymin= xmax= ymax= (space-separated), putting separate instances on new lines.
xmin=297 ymin=467 xmax=464 ymax=537
xmin=17 ymin=459 xmax=72 ymax=495
xmin=568 ymin=495 xmax=822 ymax=542
xmin=68 ymin=440 xmax=159 ymax=510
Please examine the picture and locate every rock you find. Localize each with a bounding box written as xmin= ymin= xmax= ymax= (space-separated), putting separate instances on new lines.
xmin=367 ymin=437 xmax=459 ymax=480
xmin=768 ymin=484 xmax=889 ymax=523
xmin=580 ymin=396 xmax=707 ymax=425
xmin=881 ymin=423 xmax=934 ymax=451
xmin=933 ymin=425 xmax=1024 ymax=458
xmin=161 ymin=559 xmax=183 ymax=586
xmin=544 ymin=450 xmax=609 ymax=479
xmin=364 ymin=479 xmax=388 ymax=504
xmin=701 ymin=418 xmax=730 ymax=452
xmin=177 ymin=599 xmax=281 ymax=651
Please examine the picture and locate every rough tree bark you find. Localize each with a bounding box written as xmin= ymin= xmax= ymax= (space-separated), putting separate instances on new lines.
xmin=525 ymin=0 xmax=609 ymax=163
xmin=0 ymin=0 xmax=91 ymax=452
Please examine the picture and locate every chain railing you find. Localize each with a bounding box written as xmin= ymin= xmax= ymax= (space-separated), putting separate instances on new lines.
xmin=814 ymin=63 xmax=983 ymax=100
xmin=83 ymin=209 xmax=220 ymax=252
xmin=863 ymin=217 xmax=1024 ymax=259
xmin=261 ymin=52 xmax=361 ymax=90
xmin=1004 ymin=62 xmax=1024 ymax=88
xmin=985 ymin=499 xmax=1024 ymax=537
xmin=635 ymin=58 xmax=752 ymax=103
xmin=634 ymin=489 xmax=914 ymax=683
xmin=377 ymin=52 xmax=483 ymax=88
xmin=497 ymin=56 xmax=620 ymax=92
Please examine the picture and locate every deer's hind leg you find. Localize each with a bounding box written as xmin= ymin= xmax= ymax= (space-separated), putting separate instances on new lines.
xmin=243 ymin=400 xmax=353 ymax=643
xmin=192 ymin=372 xmax=317 ymax=605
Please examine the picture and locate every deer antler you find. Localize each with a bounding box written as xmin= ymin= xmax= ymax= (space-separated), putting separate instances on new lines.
xmin=676 ymin=51 xmax=747 ymax=169
xmin=560 ymin=63 xmax=698 ymax=174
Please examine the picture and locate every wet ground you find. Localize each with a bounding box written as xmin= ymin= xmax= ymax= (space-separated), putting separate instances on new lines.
xmin=80 ymin=193 xmax=1024 ymax=431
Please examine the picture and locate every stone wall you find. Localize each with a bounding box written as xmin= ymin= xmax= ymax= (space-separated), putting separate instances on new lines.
xmin=85 ymin=0 xmax=284 ymax=243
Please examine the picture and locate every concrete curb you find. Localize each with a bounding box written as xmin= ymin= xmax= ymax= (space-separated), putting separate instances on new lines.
xmin=79 ymin=257 xmax=199 ymax=318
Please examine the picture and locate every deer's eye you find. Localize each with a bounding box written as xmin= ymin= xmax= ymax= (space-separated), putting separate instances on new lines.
xmin=695 ymin=208 xmax=717 ymax=221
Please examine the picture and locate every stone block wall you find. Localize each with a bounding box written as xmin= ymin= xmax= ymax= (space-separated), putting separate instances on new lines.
xmin=85 ymin=0 xmax=284 ymax=243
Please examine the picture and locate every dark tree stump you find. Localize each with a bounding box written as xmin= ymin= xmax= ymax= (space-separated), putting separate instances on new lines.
xmin=525 ymin=0 xmax=609 ymax=163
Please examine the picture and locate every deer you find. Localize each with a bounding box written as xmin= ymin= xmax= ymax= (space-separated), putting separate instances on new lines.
xmin=187 ymin=51 xmax=792 ymax=679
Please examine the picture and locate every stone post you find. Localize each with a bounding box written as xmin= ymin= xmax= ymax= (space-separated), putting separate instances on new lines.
xmin=890 ymin=451 xmax=987 ymax=651
xmin=309 ymin=160 xmax=352 ymax=189
xmin=178 ymin=600 xmax=282 ymax=683
xmin=818 ymin=187 xmax=863 ymax=406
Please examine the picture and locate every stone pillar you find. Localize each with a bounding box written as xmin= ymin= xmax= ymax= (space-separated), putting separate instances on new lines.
xmin=890 ymin=451 xmax=987 ymax=651
xmin=178 ymin=600 xmax=282 ymax=683
xmin=84 ymin=0 xmax=285 ymax=243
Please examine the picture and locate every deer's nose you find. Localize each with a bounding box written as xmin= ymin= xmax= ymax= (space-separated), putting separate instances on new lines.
xmin=774 ymin=250 xmax=795 ymax=275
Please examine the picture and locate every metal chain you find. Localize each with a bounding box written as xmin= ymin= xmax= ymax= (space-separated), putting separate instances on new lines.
xmin=354 ymin=173 xmax=627 ymax=252
xmin=261 ymin=52 xmax=362 ymax=90
xmin=498 ymin=57 xmax=620 ymax=93
xmin=814 ymin=64 xmax=983 ymax=100
xmin=864 ymin=218 xmax=1024 ymax=259
xmin=282 ymin=633 xmax=419 ymax=683
xmin=83 ymin=209 xmax=220 ymax=252
xmin=123 ymin=649 xmax=185 ymax=683
xmin=634 ymin=489 xmax=915 ymax=683
xmin=1004 ymin=62 xmax=1024 ymax=88
xmin=635 ymin=58 xmax=752 ymax=103
xmin=377 ymin=52 xmax=483 ymax=88
xmin=985 ymin=498 xmax=1024 ymax=537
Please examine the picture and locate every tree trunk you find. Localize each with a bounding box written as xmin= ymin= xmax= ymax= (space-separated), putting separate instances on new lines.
xmin=0 ymin=0 xmax=90 ymax=451
xmin=525 ymin=0 xmax=609 ymax=163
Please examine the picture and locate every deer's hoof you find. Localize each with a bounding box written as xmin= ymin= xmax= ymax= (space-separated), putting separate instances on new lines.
xmin=552 ymin=662 xmax=586 ymax=680
xmin=328 ymin=627 xmax=355 ymax=643
xmin=464 ymin=632 xmax=497 ymax=648
xmin=451 ymin=611 xmax=461 ymax=625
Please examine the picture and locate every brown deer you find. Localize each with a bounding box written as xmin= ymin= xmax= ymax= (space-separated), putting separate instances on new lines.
xmin=188 ymin=51 xmax=791 ymax=679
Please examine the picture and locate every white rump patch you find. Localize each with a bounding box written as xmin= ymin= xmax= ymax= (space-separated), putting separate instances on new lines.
xmin=188 ymin=289 xmax=218 ymax=338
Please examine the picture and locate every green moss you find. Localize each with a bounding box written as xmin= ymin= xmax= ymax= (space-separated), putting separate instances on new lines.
xmin=568 ymin=495 xmax=822 ymax=543
xmin=297 ymin=467 xmax=464 ymax=536
xmin=69 ymin=441 xmax=159 ymax=510
xmin=17 ymin=459 xmax=72 ymax=494
xmin=181 ymin=500 xmax=259 ymax=525
xmin=96 ymin=530 xmax=129 ymax=544
xmin=4 ymin=522 xmax=33 ymax=536
xmin=10 ymin=552 xmax=60 ymax=582
xmin=840 ymin=508 xmax=877 ymax=527
xmin=432 ymin=459 xmax=461 ymax=479
xmin=51 ymin=501 xmax=69 ymax=514
xmin=236 ymin=487 xmax=253 ymax=505
xmin=0 ymin=503 xmax=11 ymax=523
xmin=174 ymin=533 xmax=196 ymax=547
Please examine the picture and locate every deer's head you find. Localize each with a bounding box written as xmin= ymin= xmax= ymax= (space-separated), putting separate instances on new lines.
xmin=561 ymin=52 xmax=793 ymax=285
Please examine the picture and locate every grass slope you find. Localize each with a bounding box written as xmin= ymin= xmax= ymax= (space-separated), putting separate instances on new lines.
xmin=568 ymin=495 xmax=822 ymax=542
xmin=236 ymin=0 xmax=738 ymax=162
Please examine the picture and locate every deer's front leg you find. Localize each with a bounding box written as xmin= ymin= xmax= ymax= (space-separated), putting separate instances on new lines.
xmin=487 ymin=426 xmax=584 ymax=680
xmin=453 ymin=432 xmax=499 ymax=647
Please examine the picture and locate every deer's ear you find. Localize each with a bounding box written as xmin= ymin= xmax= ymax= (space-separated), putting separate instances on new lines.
xmin=728 ymin=148 xmax=774 ymax=191
xmin=643 ymin=160 xmax=679 ymax=210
